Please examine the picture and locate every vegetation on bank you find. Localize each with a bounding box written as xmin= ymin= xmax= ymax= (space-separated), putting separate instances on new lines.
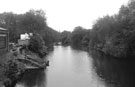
xmin=60 ymin=0 xmax=135 ymax=58
xmin=0 ymin=32 xmax=50 ymax=87
xmin=28 ymin=33 xmax=47 ymax=58
xmin=60 ymin=31 xmax=71 ymax=45
xmin=60 ymin=26 xmax=90 ymax=50
xmin=89 ymin=0 xmax=135 ymax=57
xmin=0 ymin=9 xmax=60 ymax=86
xmin=0 ymin=1 xmax=135 ymax=59
xmin=0 ymin=9 xmax=60 ymax=50
xmin=70 ymin=26 xmax=90 ymax=50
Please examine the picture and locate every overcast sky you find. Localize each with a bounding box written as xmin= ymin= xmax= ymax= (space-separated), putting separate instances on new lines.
xmin=0 ymin=0 xmax=128 ymax=31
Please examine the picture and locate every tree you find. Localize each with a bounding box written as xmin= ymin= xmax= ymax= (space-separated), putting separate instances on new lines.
xmin=88 ymin=0 xmax=135 ymax=57
xmin=60 ymin=31 xmax=71 ymax=45
xmin=71 ymin=26 xmax=88 ymax=48
xmin=28 ymin=33 xmax=47 ymax=58
xmin=20 ymin=9 xmax=46 ymax=33
xmin=0 ymin=12 xmax=18 ymax=42
xmin=0 ymin=9 xmax=60 ymax=51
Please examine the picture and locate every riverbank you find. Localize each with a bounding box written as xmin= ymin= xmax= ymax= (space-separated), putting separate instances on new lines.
xmin=90 ymin=41 xmax=135 ymax=59
xmin=0 ymin=43 xmax=49 ymax=87
xmin=70 ymin=43 xmax=135 ymax=59
xmin=0 ymin=49 xmax=25 ymax=87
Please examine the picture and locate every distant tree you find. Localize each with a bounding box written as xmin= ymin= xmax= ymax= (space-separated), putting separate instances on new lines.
xmin=81 ymin=30 xmax=91 ymax=50
xmin=60 ymin=31 xmax=71 ymax=45
xmin=71 ymin=26 xmax=88 ymax=49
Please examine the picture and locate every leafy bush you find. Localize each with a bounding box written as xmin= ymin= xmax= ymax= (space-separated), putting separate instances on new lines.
xmin=28 ymin=33 xmax=47 ymax=58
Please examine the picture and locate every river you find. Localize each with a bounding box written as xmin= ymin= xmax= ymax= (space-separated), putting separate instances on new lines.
xmin=17 ymin=46 xmax=135 ymax=87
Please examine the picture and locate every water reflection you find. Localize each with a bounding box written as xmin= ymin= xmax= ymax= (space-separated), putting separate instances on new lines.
xmin=46 ymin=46 xmax=105 ymax=87
xmin=17 ymin=69 xmax=46 ymax=87
xmin=91 ymin=51 xmax=135 ymax=87
xmin=46 ymin=46 xmax=93 ymax=87
xmin=16 ymin=46 xmax=135 ymax=87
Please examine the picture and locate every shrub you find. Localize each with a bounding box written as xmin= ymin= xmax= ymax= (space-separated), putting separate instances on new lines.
xmin=28 ymin=33 xmax=47 ymax=58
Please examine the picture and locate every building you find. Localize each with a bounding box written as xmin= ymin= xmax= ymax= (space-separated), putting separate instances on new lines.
xmin=0 ymin=27 xmax=9 ymax=53
xmin=18 ymin=33 xmax=31 ymax=46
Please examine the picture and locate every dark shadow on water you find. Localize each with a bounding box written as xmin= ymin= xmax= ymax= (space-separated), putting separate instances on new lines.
xmin=70 ymin=45 xmax=84 ymax=51
xmin=18 ymin=69 xmax=46 ymax=87
xmin=91 ymin=50 xmax=135 ymax=87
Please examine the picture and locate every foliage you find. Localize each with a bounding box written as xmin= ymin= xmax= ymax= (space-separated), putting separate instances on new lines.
xmin=0 ymin=12 xmax=18 ymax=42
xmin=70 ymin=26 xmax=89 ymax=49
xmin=61 ymin=0 xmax=135 ymax=57
xmin=19 ymin=9 xmax=46 ymax=33
xmin=89 ymin=0 xmax=135 ymax=57
xmin=60 ymin=31 xmax=71 ymax=45
xmin=28 ymin=34 xmax=47 ymax=58
xmin=4 ymin=60 xmax=18 ymax=81
xmin=0 ymin=9 xmax=60 ymax=49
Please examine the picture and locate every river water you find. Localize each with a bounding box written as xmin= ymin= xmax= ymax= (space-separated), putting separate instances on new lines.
xmin=17 ymin=46 xmax=135 ymax=87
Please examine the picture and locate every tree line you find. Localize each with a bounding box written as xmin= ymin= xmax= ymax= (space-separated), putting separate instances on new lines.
xmin=0 ymin=9 xmax=60 ymax=50
xmin=60 ymin=0 xmax=135 ymax=58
